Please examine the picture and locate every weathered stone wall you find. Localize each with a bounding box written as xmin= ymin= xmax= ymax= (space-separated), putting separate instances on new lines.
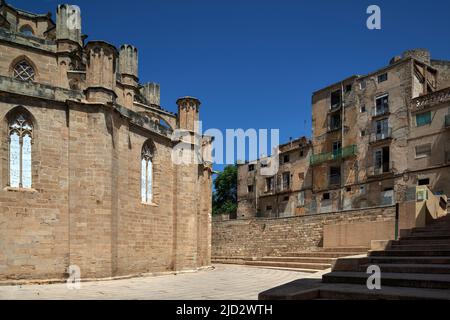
xmin=212 ymin=206 xmax=396 ymax=257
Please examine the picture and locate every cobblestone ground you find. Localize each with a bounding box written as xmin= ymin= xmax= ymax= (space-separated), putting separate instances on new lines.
xmin=0 ymin=264 xmax=314 ymax=300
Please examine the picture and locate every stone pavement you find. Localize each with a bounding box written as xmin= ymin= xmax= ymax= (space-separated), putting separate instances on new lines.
xmin=0 ymin=264 xmax=316 ymax=300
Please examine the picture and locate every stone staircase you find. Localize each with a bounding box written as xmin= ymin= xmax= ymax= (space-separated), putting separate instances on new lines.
xmin=213 ymin=247 xmax=368 ymax=273
xmin=259 ymin=214 xmax=450 ymax=300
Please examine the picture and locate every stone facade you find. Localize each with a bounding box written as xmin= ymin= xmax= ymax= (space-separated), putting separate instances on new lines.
xmin=237 ymin=137 xmax=312 ymax=218
xmin=236 ymin=49 xmax=450 ymax=220
xmin=0 ymin=2 xmax=212 ymax=281
xmin=310 ymin=49 xmax=450 ymax=213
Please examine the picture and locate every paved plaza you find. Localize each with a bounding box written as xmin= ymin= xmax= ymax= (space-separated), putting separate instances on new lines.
xmin=0 ymin=264 xmax=316 ymax=300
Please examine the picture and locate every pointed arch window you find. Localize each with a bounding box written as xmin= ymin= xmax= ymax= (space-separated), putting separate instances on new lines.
xmin=141 ymin=142 xmax=154 ymax=203
xmin=13 ymin=60 xmax=35 ymax=81
xmin=9 ymin=112 xmax=33 ymax=188
xmin=20 ymin=25 xmax=34 ymax=37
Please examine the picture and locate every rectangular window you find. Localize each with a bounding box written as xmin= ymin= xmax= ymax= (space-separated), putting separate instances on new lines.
xmin=299 ymin=149 xmax=304 ymax=157
xmin=266 ymin=205 xmax=272 ymax=211
xmin=265 ymin=177 xmax=274 ymax=192
xmin=248 ymin=164 xmax=255 ymax=171
xmin=375 ymin=95 xmax=389 ymax=116
xmin=360 ymin=105 xmax=366 ymax=113
xmin=247 ymin=185 xmax=254 ymax=193
xmin=329 ymin=166 xmax=341 ymax=186
xmin=360 ymin=130 xmax=366 ymax=137
xmin=360 ymin=81 xmax=366 ymax=90
xmin=329 ymin=113 xmax=341 ymax=131
xmin=332 ymin=141 xmax=341 ymax=157
xmin=323 ymin=193 xmax=330 ymax=200
xmin=298 ymin=191 xmax=305 ymax=206
xmin=378 ymin=73 xmax=388 ymax=83
xmin=282 ymin=172 xmax=290 ymax=190
xmin=416 ymin=111 xmax=432 ymax=127
xmin=418 ymin=178 xmax=430 ymax=186
xmin=283 ymin=154 xmax=290 ymax=163
xmin=374 ymin=147 xmax=390 ymax=174
xmin=345 ymin=84 xmax=352 ymax=93
xmin=415 ymin=144 xmax=432 ymax=158
xmin=330 ymin=90 xmax=341 ymax=109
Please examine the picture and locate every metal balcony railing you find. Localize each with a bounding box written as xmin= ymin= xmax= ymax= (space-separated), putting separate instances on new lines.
xmin=310 ymin=145 xmax=357 ymax=166
xmin=371 ymin=107 xmax=389 ymax=117
xmin=445 ymin=114 xmax=450 ymax=128
xmin=411 ymin=87 xmax=450 ymax=112
xmin=369 ymin=127 xmax=392 ymax=143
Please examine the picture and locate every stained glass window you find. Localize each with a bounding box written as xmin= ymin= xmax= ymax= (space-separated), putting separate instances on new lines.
xmin=13 ymin=60 xmax=35 ymax=81
xmin=141 ymin=142 xmax=154 ymax=203
xmin=9 ymin=112 xmax=33 ymax=188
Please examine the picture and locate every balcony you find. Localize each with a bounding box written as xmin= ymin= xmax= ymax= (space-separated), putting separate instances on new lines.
xmin=310 ymin=145 xmax=357 ymax=166
xmin=327 ymin=123 xmax=342 ymax=133
xmin=369 ymin=128 xmax=393 ymax=144
xmin=411 ymin=87 xmax=450 ymax=112
xmin=371 ymin=107 xmax=390 ymax=118
xmin=445 ymin=114 xmax=450 ymax=128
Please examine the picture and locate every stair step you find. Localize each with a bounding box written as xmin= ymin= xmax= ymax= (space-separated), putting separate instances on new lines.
xmin=368 ymin=256 xmax=450 ymax=265
xmin=245 ymin=265 xmax=320 ymax=274
xmin=283 ymin=252 xmax=366 ymax=258
xmin=402 ymin=234 xmax=450 ymax=240
xmin=318 ymin=283 xmax=450 ymax=300
xmin=245 ymin=260 xmax=331 ymax=270
xmin=359 ymin=263 xmax=450 ymax=274
xmin=390 ymin=244 xmax=450 ymax=251
xmin=323 ymin=271 xmax=450 ymax=290
xmin=322 ymin=247 xmax=369 ymax=253
xmin=411 ymin=230 xmax=450 ymax=235
xmin=260 ymin=256 xmax=335 ymax=264
xmin=394 ymin=239 xmax=450 ymax=245
xmin=370 ymin=250 xmax=450 ymax=257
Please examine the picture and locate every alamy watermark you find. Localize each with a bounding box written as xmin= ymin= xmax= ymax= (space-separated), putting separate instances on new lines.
xmin=171 ymin=121 xmax=281 ymax=176
xmin=366 ymin=265 xmax=381 ymax=290
xmin=366 ymin=5 xmax=381 ymax=30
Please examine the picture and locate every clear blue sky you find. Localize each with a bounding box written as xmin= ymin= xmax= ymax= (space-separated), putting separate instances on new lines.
xmin=11 ymin=0 xmax=450 ymax=171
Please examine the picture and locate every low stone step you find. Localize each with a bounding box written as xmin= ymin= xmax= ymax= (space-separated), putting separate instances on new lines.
xmin=245 ymin=265 xmax=320 ymax=274
xmin=322 ymin=247 xmax=369 ymax=253
xmin=260 ymin=256 xmax=335 ymax=264
xmin=410 ymin=230 xmax=450 ymax=236
xmin=359 ymin=263 xmax=450 ymax=274
xmin=369 ymin=250 xmax=450 ymax=257
xmin=368 ymin=256 xmax=450 ymax=265
xmin=323 ymin=271 xmax=450 ymax=290
xmin=245 ymin=260 xmax=331 ymax=270
xmin=394 ymin=239 xmax=450 ymax=245
xmin=317 ymin=283 xmax=450 ymax=300
xmin=390 ymin=244 xmax=450 ymax=251
xmin=283 ymin=252 xmax=366 ymax=258
xmin=412 ymin=226 xmax=450 ymax=232
xmin=401 ymin=234 xmax=450 ymax=241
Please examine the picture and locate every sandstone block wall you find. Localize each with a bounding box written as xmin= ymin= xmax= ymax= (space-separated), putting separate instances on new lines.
xmin=212 ymin=206 xmax=396 ymax=257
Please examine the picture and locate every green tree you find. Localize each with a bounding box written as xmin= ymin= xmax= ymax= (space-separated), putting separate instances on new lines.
xmin=212 ymin=164 xmax=237 ymax=215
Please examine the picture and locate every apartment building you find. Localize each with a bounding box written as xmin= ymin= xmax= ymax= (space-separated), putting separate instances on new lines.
xmin=237 ymin=137 xmax=312 ymax=218
xmin=310 ymin=49 xmax=450 ymax=213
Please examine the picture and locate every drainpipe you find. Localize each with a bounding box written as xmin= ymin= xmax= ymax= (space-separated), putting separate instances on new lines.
xmin=340 ymin=82 xmax=345 ymax=211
